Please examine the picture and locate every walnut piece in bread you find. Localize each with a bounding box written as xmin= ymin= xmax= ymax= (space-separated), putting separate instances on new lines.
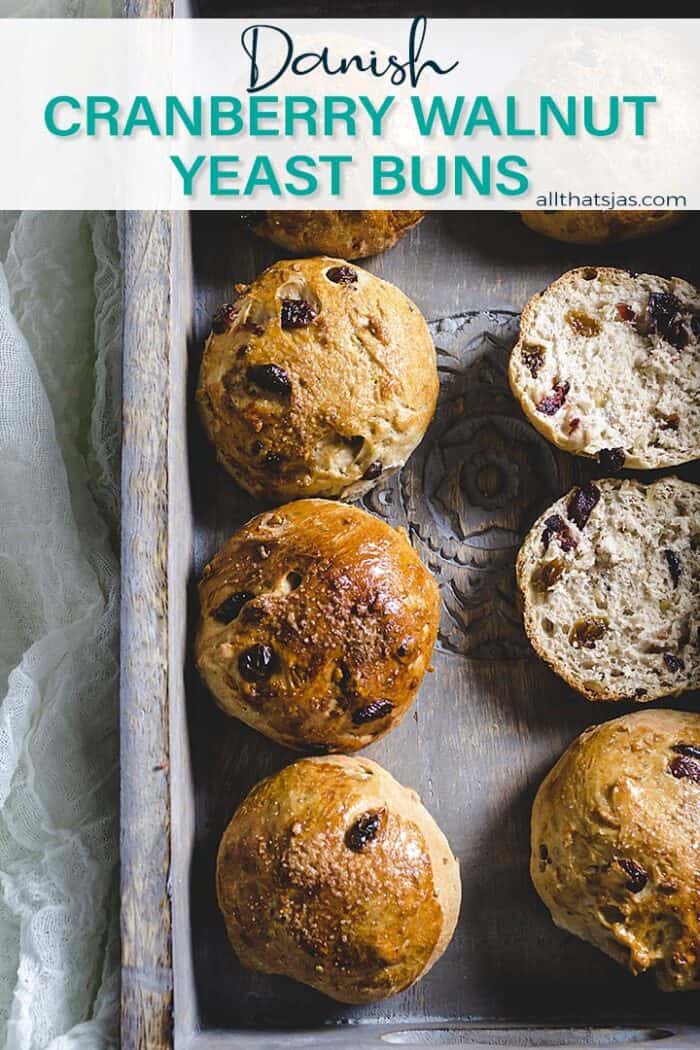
xmin=197 ymin=256 xmax=438 ymax=503
xmin=216 ymin=755 xmax=461 ymax=1002
xmin=517 ymin=477 xmax=699 ymax=702
xmin=242 ymin=210 xmax=425 ymax=259
xmin=520 ymin=210 xmax=683 ymax=244
xmin=509 ymin=267 xmax=700 ymax=469
xmin=196 ymin=499 xmax=440 ymax=752
xmin=531 ymin=709 xmax=700 ymax=991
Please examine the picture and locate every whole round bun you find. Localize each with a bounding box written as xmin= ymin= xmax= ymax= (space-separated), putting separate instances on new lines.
xmin=244 ymin=210 xmax=425 ymax=259
xmin=520 ymin=210 xmax=683 ymax=244
xmin=509 ymin=266 xmax=700 ymax=469
xmin=517 ymin=477 xmax=699 ymax=703
xmin=196 ymin=256 xmax=438 ymax=503
xmin=531 ymin=709 xmax=700 ymax=992
xmin=196 ymin=499 xmax=440 ymax=752
xmin=217 ymin=755 xmax=461 ymax=1003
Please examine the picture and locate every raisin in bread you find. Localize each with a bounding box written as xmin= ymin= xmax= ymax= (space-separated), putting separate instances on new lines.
xmin=216 ymin=755 xmax=461 ymax=1003
xmin=517 ymin=477 xmax=699 ymax=702
xmin=520 ymin=210 xmax=683 ymax=245
xmin=509 ymin=267 xmax=700 ymax=469
xmin=532 ymin=709 xmax=700 ymax=991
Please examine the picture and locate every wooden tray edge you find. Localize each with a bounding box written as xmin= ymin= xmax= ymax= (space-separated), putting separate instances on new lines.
xmin=121 ymin=210 xmax=175 ymax=1050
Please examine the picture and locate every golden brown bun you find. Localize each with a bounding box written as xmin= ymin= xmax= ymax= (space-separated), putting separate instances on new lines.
xmin=216 ymin=755 xmax=461 ymax=1003
xmin=520 ymin=210 xmax=684 ymax=245
xmin=196 ymin=500 xmax=440 ymax=752
xmin=196 ymin=256 xmax=438 ymax=504
xmin=531 ymin=709 xmax=700 ymax=991
xmin=245 ymin=210 xmax=425 ymax=259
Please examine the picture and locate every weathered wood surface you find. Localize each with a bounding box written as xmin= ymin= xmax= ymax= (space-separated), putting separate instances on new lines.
xmin=126 ymin=0 xmax=174 ymax=16
xmin=183 ymin=1025 xmax=698 ymax=1050
xmin=120 ymin=204 xmax=700 ymax=1048
xmin=171 ymin=211 xmax=700 ymax=1041
xmin=121 ymin=210 xmax=174 ymax=1050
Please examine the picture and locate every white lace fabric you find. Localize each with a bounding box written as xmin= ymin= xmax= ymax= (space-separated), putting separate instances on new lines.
xmin=0 ymin=212 xmax=122 ymax=1050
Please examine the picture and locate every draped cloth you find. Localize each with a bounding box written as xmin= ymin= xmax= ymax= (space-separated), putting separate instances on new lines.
xmin=0 ymin=211 xmax=121 ymax=1050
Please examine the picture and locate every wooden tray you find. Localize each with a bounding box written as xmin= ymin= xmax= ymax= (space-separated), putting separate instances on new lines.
xmin=120 ymin=207 xmax=700 ymax=1050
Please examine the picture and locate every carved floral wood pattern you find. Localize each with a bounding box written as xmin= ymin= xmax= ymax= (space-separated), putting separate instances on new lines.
xmin=363 ymin=311 xmax=584 ymax=660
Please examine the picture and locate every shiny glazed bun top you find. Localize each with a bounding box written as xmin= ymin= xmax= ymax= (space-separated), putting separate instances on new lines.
xmin=531 ymin=709 xmax=700 ymax=991
xmin=216 ymin=755 xmax=461 ymax=1003
xmin=196 ymin=256 xmax=438 ymax=504
xmin=196 ymin=499 xmax=441 ymax=753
